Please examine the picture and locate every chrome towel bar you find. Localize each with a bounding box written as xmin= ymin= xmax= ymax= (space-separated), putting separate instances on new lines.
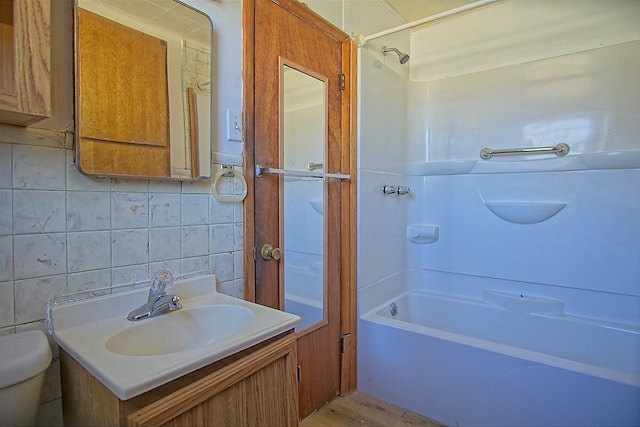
xmin=480 ymin=143 xmax=570 ymax=160
xmin=255 ymin=164 xmax=350 ymax=181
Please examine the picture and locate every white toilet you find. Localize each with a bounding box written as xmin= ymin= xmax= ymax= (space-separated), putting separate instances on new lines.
xmin=0 ymin=330 xmax=52 ymax=427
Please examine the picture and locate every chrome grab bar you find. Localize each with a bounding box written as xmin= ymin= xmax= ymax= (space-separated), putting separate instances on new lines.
xmin=255 ymin=164 xmax=350 ymax=180
xmin=480 ymin=143 xmax=570 ymax=160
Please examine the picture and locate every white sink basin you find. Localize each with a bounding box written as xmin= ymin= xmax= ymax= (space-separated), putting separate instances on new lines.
xmin=48 ymin=274 xmax=300 ymax=400
xmin=105 ymin=305 xmax=254 ymax=356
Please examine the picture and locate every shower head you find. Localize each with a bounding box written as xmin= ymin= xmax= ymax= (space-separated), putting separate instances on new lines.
xmin=382 ymin=46 xmax=410 ymax=64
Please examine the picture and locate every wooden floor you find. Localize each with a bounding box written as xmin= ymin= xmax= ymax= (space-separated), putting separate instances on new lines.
xmin=299 ymin=392 xmax=444 ymax=427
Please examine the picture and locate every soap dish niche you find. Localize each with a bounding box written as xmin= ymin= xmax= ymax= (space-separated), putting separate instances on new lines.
xmin=484 ymin=201 xmax=567 ymax=224
xmin=407 ymin=225 xmax=439 ymax=244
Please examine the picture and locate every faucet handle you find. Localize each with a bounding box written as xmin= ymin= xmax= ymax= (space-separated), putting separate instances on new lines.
xmin=149 ymin=270 xmax=174 ymax=296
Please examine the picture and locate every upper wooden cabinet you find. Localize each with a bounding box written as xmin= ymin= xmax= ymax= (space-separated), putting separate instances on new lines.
xmin=0 ymin=0 xmax=52 ymax=126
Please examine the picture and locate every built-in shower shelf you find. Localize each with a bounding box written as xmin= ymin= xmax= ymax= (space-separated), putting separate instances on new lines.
xmin=407 ymin=225 xmax=439 ymax=243
xmin=484 ymin=201 xmax=567 ymax=224
xmin=309 ymin=199 xmax=323 ymax=215
xmin=406 ymin=150 xmax=640 ymax=176
xmin=579 ymin=150 xmax=640 ymax=169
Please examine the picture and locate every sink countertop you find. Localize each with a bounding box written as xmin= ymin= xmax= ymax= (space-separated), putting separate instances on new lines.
xmin=48 ymin=274 xmax=300 ymax=400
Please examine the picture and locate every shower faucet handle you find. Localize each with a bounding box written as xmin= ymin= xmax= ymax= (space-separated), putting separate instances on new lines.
xmin=397 ymin=186 xmax=411 ymax=195
xmin=383 ymin=185 xmax=410 ymax=195
xmin=383 ymin=185 xmax=398 ymax=194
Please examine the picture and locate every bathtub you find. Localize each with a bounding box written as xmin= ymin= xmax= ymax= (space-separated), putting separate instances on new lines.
xmin=284 ymin=263 xmax=323 ymax=331
xmin=358 ymin=272 xmax=640 ymax=426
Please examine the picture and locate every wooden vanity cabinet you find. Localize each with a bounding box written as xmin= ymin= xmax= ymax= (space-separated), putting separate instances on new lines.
xmin=0 ymin=0 xmax=51 ymax=126
xmin=60 ymin=332 xmax=299 ymax=427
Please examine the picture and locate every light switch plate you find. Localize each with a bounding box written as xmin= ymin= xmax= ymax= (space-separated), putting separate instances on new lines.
xmin=226 ymin=109 xmax=242 ymax=142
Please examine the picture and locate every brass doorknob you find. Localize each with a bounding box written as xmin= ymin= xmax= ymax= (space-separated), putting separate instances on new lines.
xmin=261 ymin=244 xmax=282 ymax=261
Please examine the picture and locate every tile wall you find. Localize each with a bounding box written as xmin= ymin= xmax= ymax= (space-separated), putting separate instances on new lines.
xmin=0 ymin=142 xmax=245 ymax=425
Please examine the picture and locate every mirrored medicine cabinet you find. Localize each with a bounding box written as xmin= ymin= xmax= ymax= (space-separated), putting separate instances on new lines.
xmin=74 ymin=0 xmax=213 ymax=180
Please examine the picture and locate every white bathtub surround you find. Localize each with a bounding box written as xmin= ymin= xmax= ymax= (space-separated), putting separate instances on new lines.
xmin=356 ymin=1 xmax=640 ymax=423
xmin=358 ymin=269 xmax=640 ymax=425
xmin=284 ymin=264 xmax=324 ymax=331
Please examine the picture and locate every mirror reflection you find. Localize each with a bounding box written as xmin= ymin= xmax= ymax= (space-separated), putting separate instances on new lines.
xmin=282 ymin=65 xmax=326 ymax=332
xmin=75 ymin=0 xmax=212 ymax=180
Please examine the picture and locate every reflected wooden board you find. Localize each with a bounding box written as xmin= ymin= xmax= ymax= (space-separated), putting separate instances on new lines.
xmin=77 ymin=8 xmax=170 ymax=178
xmin=300 ymin=392 xmax=444 ymax=427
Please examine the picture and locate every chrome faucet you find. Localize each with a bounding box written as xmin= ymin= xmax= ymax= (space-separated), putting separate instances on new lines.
xmin=127 ymin=270 xmax=182 ymax=321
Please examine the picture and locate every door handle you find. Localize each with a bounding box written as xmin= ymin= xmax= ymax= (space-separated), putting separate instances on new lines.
xmin=261 ymin=244 xmax=282 ymax=261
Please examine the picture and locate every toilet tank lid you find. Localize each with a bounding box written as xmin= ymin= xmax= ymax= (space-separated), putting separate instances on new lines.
xmin=0 ymin=330 xmax=52 ymax=388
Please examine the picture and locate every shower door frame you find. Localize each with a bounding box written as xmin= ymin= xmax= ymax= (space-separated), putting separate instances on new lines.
xmin=243 ymin=0 xmax=358 ymax=418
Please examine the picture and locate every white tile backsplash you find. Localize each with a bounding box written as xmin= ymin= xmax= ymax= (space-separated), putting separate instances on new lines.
xmin=67 ymin=231 xmax=111 ymax=272
xmin=0 ymin=189 xmax=12 ymax=234
xmin=149 ymin=227 xmax=182 ymax=262
xmin=13 ymin=145 xmax=66 ymax=190
xmin=149 ymin=193 xmax=182 ymax=227
xmin=149 ymin=179 xmax=182 ymax=193
xmin=111 ymin=229 xmax=149 ymax=267
xmin=13 ymin=233 xmax=67 ymax=279
xmin=149 ymin=259 xmax=182 ymax=278
xmin=14 ymin=275 xmax=67 ymax=324
xmin=233 ymin=250 xmax=244 ymax=280
xmin=210 ymin=224 xmax=234 ymax=253
xmin=13 ymin=190 xmax=66 ymax=234
xmin=67 ymin=191 xmax=111 ymax=231
xmin=111 ymin=193 xmax=149 ymax=229
xmin=182 ymin=194 xmax=210 ymax=225
xmin=0 ymin=143 xmax=11 ymax=188
xmin=111 ymin=264 xmax=149 ymax=286
xmin=182 ymin=225 xmax=209 ymax=257
xmin=0 ymin=281 xmax=14 ymax=328
xmin=210 ymin=252 xmax=233 ymax=282
xmin=233 ymin=223 xmax=243 ymax=251
xmin=210 ymin=198 xmax=234 ymax=224
xmin=181 ymin=255 xmax=210 ymax=276
xmin=111 ymin=178 xmax=149 ymax=193
xmin=67 ymin=269 xmax=112 ymax=294
xmin=181 ymin=180 xmax=211 ymax=194
xmin=0 ymin=236 xmax=12 ymax=282
xmin=2 ymin=143 xmax=244 ymax=332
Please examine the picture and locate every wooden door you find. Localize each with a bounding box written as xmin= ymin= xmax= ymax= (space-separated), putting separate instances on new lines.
xmin=244 ymin=0 xmax=357 ymax=419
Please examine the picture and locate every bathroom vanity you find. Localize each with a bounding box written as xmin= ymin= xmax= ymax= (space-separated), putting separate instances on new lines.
xmin=49 ymin=274 xmax=301 ymax=426
xmin=60 ymin=332 xmax=298 ymax=426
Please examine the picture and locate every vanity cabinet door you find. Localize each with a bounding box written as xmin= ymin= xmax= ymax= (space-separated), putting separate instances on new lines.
xmin=0 ymin=0 xmax=51 ymax=126
xmin=127 ymin=333 xmax=299 ymax=427
xmin=61 ymin=332 xmax=299 ymax=427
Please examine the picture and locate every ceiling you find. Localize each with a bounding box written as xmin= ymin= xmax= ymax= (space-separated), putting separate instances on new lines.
xmin=90 ymin=0 xmax=211 ymax=45
xmin=384 ymin=0 xmax=479 ymax=23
